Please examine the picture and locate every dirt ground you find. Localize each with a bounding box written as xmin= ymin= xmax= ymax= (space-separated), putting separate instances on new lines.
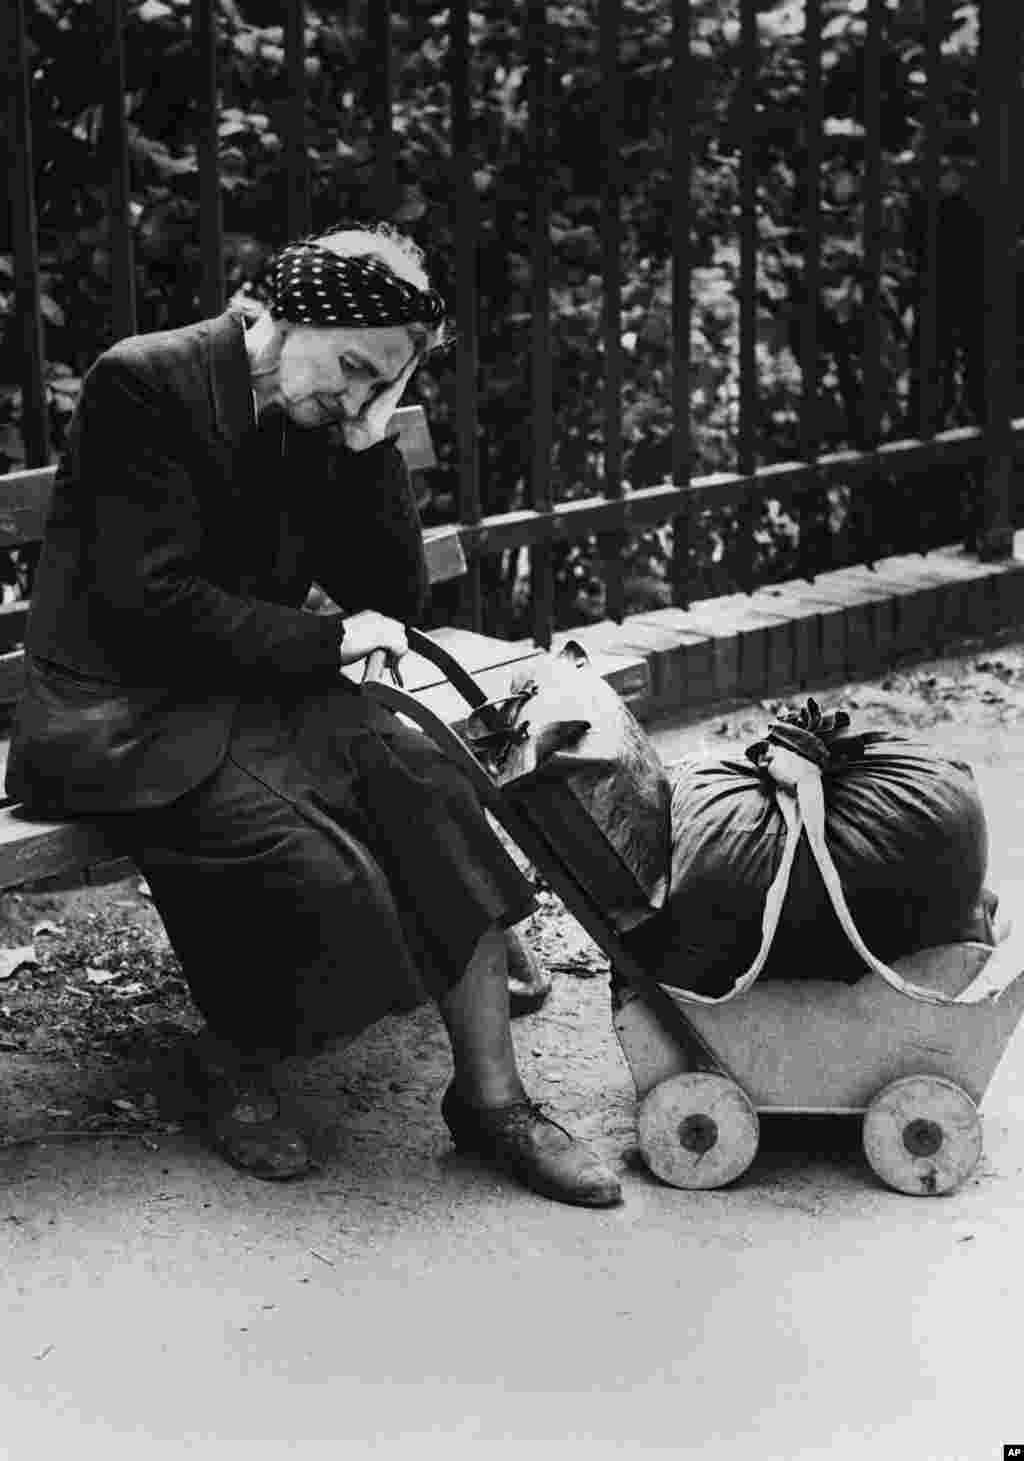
xmin=5 ymin=641 xmax=1024 ymax=1460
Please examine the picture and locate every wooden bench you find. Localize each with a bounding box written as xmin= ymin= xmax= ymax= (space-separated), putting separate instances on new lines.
xmin=0 ymin=404 xmax=545 ymax=892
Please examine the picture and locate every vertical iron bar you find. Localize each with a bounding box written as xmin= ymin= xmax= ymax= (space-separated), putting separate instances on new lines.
xmin=4 ymin=0 xmax=50 ymax=465
xmin=918 ymin=0 xmax=942 ymax=440
xmin=525 ymin=0 xmax=554 ymax=648
xmin=799 ymin=0 xmax=822 ymax=579
xmin=858 ymin=0 xmax=883 ymax=565
xmin=370 ymin=0 xmax=395 ymax=211
xmin=601 ymin=0 xmax=625 ymax=623
xmin=670 ymin=0 xmax=693 ymax=606
xmin=284 ymin=0 xmax=310 ymax=238
xmin=100 ymin=0 xmax=136 ymax=341
xmin=736 ymin=0 xmax=758 ymax=591
xmin=450 ymin=0 xmax=482 ymax=631
xmin=978 ymin=0 xmax=1018 ymax=558
xmin=193 ymin=0 xmax=223 ymax=315
xmin=801 ymin=0 xmax=822 ymax=462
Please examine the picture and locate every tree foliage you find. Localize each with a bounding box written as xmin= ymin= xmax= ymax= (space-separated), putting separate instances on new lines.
xmin=1 ymin=0 xmax=1008 ymax=632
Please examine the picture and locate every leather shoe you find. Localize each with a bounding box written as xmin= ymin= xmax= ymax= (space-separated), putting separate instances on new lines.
xmin=505 ymin=928 xmax=552 ymax=1016
xmin=184 ymin=1047 xmax=313 ymax=1181
xmin=442 ymin=1083 xmax=622 ymax=1208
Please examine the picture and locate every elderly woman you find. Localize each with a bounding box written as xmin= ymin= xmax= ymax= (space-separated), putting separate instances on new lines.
xmin=6 ymin=224 xmax=620 ymax=1208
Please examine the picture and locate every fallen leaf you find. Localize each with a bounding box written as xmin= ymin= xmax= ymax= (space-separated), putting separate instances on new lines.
xmin=31 ymin=920 xmax=63 ymax=939
xmin=84 ymin=967 xmax=116 ymax=985
xmin=0 ymin=947 xmax=37 ymax=981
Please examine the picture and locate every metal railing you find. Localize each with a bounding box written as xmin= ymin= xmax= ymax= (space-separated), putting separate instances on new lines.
xmin=2 ymin=0 xmax=1021 ymax=646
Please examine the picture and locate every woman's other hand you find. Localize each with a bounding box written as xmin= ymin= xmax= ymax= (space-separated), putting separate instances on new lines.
xmin=338 ymin=609 xmax=409 ymax=667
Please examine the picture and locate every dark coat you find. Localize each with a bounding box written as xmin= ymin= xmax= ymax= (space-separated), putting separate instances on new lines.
xmin=5 ymin=309 xmax=428 ymax=815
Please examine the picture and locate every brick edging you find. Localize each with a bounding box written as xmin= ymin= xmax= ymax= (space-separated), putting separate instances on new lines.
xmin=552 ymin=539 xmax=1024 ymax=723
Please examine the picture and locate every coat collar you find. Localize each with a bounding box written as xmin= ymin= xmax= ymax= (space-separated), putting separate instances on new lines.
xmin=204 ymin=309 xmax=255 ymax=453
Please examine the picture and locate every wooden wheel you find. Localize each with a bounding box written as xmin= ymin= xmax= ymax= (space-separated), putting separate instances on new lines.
xmin=862 ymin=1076 xmax=982 ymax=1196
xmin=637 ymin=1072 xmax=760 ymax=1190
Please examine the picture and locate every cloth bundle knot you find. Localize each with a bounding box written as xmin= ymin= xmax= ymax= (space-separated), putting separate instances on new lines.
xmin=746 ymin=697 xmax=867 ymax=775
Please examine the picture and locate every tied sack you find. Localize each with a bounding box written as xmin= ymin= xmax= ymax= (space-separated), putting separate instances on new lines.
xmin=466 ymin=641 xmax=671 ymax=933
xmin=626 ymin=699 xmax=992 ymax=1001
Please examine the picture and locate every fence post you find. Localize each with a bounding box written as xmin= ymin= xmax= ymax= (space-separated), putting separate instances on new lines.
xmin=525 ymin=0 xmax=554 ymax=649
xmin=99 ymin=0 xmax=137 ymax=343
xmin=978 ymin=0 xmax=1019 ymax=560
xmin=450 ymin=0 xmax=483 ymax=632
xmin=369 ymin=0 xmax=396 ymax=215
xmin=735 ymin=0 xmax=757 ymax=593
xmin=669 ymin=0 xmax=692 ymax=607
xmin=917 ymin=1 xmax=944 ymax=444
xmin=797 ymin=0 xmax=823 ymax=581
xmin=854 ymin=0 xmax=884 ymax=569
xmin=3 ymin=0 xmax=50 ymax=467
xmin=600 ymin=0 xmax=625 ymax=624
xmin=284 ymin=0 xmax=310 ymax=238
xmin=193 ymin=0 xmax=224 ymax=316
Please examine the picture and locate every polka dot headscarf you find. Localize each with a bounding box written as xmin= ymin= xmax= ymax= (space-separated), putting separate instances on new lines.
xmin=265 ymin=241 xmax=447 ymax=328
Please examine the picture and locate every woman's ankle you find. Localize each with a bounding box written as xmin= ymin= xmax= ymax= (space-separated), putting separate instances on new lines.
xmin=192 ymin=1032 xmax=279 ymax=1084
xmin=450 ymin=1068 xmax=527 ymax=1110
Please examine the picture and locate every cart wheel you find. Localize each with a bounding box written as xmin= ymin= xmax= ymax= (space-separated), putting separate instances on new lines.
xmin=637 ymin=1073 xmax=760 ymax=1190
xmin=862 ymin=1076 xmax=982 ymax=1196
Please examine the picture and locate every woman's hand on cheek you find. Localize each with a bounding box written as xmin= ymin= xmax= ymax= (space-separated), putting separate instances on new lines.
xmin=341 ymin=353 xmax=420 ymax=453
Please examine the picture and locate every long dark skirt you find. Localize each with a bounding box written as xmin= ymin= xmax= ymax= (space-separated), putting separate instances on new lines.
xmin=123 ymin=682 xmax=535 ymax=1059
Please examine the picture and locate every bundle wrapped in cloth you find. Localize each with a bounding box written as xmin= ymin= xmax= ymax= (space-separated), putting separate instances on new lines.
xmin=626 ymin=699 xmax=997 ymax=1001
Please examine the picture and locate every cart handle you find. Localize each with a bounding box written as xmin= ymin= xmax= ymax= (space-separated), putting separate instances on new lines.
xmin=406 ymin=628 xmax=493 ymax=710
xmin=361 ymin=647 xmax=505 ymax=808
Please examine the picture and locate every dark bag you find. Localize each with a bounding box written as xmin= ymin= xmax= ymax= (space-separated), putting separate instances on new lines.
xmin=466 ymin=641 xmax=671 ymax=933
xmin=627 ymin=700 xmax=991 ymax=998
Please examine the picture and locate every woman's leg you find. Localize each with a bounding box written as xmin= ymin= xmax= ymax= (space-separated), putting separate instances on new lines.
xmin=437 ymin=924 xmax=622 ymax=1208
xmin=131 ymin=752 xmax=431 ymax=1180
xmin=438 ymin=925 xmax=525 ymax=1107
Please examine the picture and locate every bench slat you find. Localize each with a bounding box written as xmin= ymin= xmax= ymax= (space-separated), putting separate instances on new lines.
xmin=0 ymin=812 xmax=123 ymax=887
xmin=0 ymin=603 xmax=28 ymax=653
xmin=0 ymin=650 xmax=23 ymax=707
xmin=0 ymin=468 xmax=53 ymax=548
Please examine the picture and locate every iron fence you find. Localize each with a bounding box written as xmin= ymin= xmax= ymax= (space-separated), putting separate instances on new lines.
xmin=2 ymin=0 xmax=1022 ymax=646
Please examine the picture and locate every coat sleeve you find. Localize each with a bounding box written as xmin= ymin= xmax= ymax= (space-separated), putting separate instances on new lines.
xmin=83 ymin=354 xmax=347 ymax=683
xmin=311 ymin=437 xmax=429 ymax=628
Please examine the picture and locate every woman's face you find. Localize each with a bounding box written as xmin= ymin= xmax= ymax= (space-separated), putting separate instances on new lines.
xmin=276 ymin=323 xmax=416 ymax=428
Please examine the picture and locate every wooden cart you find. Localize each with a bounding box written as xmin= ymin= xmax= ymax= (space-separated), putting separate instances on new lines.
xmin=365 ymin=631 xmax=1024 ymax=1198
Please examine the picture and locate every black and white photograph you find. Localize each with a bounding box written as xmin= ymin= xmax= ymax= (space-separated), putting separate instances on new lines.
xmin=1 ymin=1 xmax=1023 ymax=1457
